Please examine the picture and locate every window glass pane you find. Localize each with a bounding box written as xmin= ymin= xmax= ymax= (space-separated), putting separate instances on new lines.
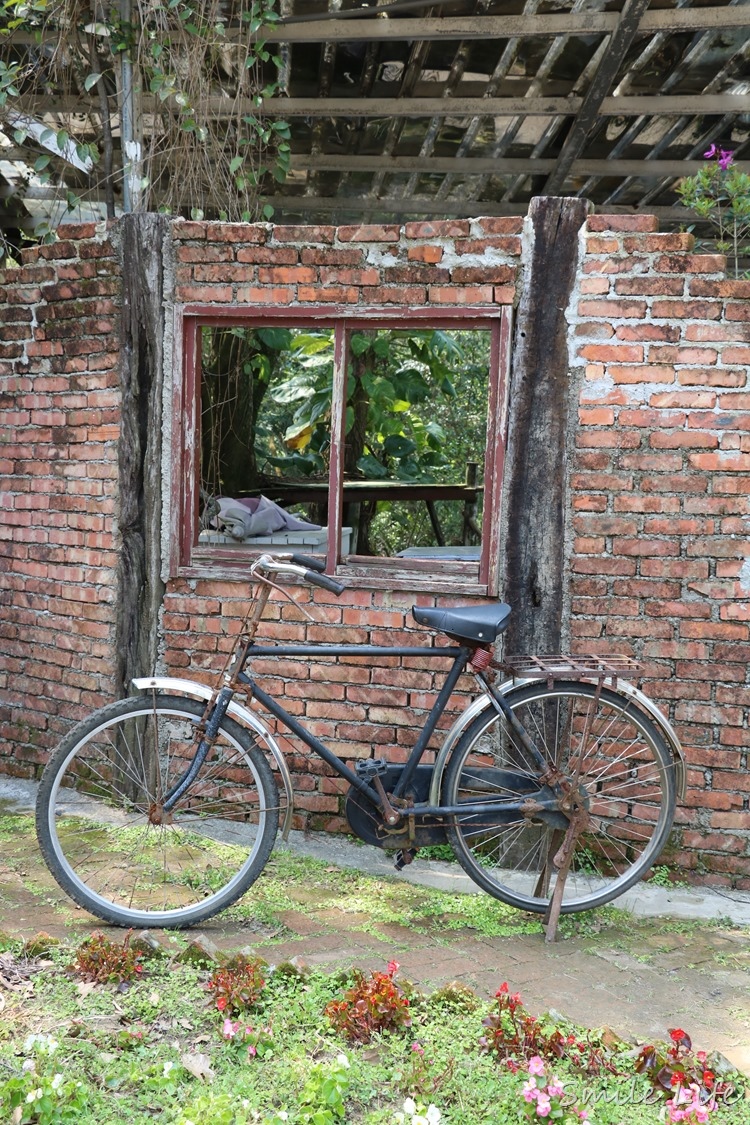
xmin=199 ymin=325 xmax=334 ymax=551
xmin=343 ymin=328 xmax=490 ymax=559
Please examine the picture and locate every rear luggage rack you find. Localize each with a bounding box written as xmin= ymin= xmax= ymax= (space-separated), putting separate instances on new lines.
xmin=493 ymin=654 xmax=641 ymax=690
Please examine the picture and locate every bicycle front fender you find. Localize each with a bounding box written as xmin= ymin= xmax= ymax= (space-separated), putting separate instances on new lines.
xmin=131 ymin=676 xmax=294 ymax=839
xmin=429 ymin=676 xmax=687 ymax=806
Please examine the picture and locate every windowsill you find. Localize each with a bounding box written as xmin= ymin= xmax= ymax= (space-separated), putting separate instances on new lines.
xmin=180 ymin=546 xmax=491 ymax=596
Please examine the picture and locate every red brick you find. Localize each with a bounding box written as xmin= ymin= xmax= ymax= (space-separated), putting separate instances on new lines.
xmin=272 ymin=225 xmax=334 ymax=244
xmin=337 ymin=224 xmax=401 ymax=243
xmin=428 ymin=285 xmax=494 ymax=304
xmin=578 ymin=299 xmax=648 ymax=319
xmin=472 ymin=217 xmax=524 ymax=235
xmin=404 ymin=220 xmax=470 ymax=238
xmin=651 ymin=300 xmax=722 ymax=320
xmin=613 ymin=277 xmax=684 ymax=297
xmin=407 ymin=245 xmax=444 ymax=263
xmin=622 ymin=233 xmax=695 ymax=253
xmin=579 ymin=344 xmax=643 ymax=363
xmin=587 ymin=215 xmax=659 ymax=232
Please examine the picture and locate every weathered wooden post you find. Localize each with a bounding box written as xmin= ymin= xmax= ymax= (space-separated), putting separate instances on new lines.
xmin=114 ymin=214 xmax=171 ymax=697
xmin=501 ymin=195 xmax=591 ymax=657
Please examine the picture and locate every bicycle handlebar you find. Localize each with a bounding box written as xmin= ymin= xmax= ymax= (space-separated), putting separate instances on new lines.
xmin=290 ymin=552 xmax=326 ymax=574
xmin=304 ymin=570 xmax=346 ymax=596
xmin=251 ymin=553 xmax=346 ymax=597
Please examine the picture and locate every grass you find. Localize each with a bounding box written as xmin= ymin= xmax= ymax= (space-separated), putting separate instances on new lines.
xmin=1 ymin=941 xmax=748 ymax=1125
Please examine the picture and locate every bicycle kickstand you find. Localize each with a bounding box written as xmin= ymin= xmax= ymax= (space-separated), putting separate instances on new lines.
xmin=542 ymin=808 xmax=587 ymax=944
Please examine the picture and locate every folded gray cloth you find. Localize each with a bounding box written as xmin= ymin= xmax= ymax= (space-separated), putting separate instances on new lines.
xmin=215 ymin=496 xmax=321 ymax=540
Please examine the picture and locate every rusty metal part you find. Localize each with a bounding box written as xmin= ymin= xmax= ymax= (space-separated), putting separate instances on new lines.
xmin=493 ymin=653 xmax=642 ymax=691
xmin=370 ymin=775 xmax=403 ymax=826
xmin=148 ymin=803 xmax=174 ymax=826
xmin=543 ymin=802 xmax=591 ymax=944
xmin=470 ymin=646 xmax=494 ymax=672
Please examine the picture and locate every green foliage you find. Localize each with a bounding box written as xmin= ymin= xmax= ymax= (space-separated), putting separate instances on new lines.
xmin=678 ymin=146 xmax=750 ymax=276
xmin=208 ymin=954 xmax=267 ymax=1015
xmin=0 ymin=1035 xmax=87 ymax=1124
xmin=71 ymin=930 xmax=144 ymax=985
xmin=0 ymin=0 xmax=290 ymax=232
xmin=325 ymin=962 xmax=411 ymax=1043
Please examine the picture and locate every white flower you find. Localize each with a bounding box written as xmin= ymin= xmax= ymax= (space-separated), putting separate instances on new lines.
xmin=403 ymin=1098 xmax=417 ymax=1115
xmin=21 ymin=1059 xmax=35 ymax=1072
xmin=336 ymin=1053 xmax=350 ymax=1069
xmin=163 ymin=1060 xmax=176 ymax=1076
xmin=425 ymin=1107 xmax=441 ymax=1125
xmin=50 ymin=1073 xmax=64 ymax=1091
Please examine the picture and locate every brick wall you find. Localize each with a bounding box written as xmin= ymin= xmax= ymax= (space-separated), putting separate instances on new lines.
xmin=1 ymin=212 xmax=749 ymax=883
xmin=0 ymin=225 xmax=121 ymax=772
xmin=570 ymin=215 xmax=750 ymax=885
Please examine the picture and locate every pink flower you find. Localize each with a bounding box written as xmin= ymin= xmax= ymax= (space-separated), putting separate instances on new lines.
xmin=387 ymin=960 xmax=400 ymax=977
xmin=536 ymin=1093 xmax=551 ymax=1117
xmin=522 ymin=1080 xmax=538 ymax=1103
xmin=222 ymin=1018 xmax=237 ymax=1039
xmin=411 ymin=1042 xmax=425 ymax=1055
xmin=247 ymin=1044 xmax=257 ymax=1057
xmin=528 ymin=1056 xmax=545 ymax=1077
xmin=704 ymin=144 xmax=717 ymax=159
xmin=719 ymin=149 xmax=734 ymax=170
xmin=547 ymin=1078 xmax=565 ymax=1098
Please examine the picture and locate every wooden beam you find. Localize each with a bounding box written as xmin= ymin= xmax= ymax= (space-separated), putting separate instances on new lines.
xmin=289 ymin=155 xmax=749 ymax=177
xmin=9 ymin=5 xmax=750 ymax=48
xmin=20 ymin=93 xmax=750 ymax=118
xmin=544 ymin=0 xmax=653 ymax=194
xmin=262 ymin=194 xmax=698 ymax=221
xmin=262 ymin=7 xmax=750 ymax=41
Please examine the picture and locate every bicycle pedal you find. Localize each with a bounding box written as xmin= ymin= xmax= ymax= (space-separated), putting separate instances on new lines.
xmin=394 ymin=849 xmax=418 ymax=871
xmin=355 ymin=757 xmax=389 ymax=779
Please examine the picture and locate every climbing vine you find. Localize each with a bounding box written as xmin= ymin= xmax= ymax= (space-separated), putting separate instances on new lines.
xmin=0 ymin=0 xmax=289 ymax=235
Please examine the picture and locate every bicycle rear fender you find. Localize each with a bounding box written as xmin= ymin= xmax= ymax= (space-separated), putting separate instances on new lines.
xmin=429 ymin=676 xmax=687 ymax=806
xmin=131 ymin=676 xmax=294 ymax=839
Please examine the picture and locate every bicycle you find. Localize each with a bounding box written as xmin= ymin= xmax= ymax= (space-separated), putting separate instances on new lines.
xmin=35 ymin=553 xmax=685 ymax=939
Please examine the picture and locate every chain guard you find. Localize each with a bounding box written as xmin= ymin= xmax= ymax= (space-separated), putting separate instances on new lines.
xmin=345 ymin=765 xmax=447 ymax=850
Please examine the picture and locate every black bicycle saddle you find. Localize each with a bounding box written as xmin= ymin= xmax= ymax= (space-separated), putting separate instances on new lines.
xmin=411 ymin=602 xmax=512 ymax=644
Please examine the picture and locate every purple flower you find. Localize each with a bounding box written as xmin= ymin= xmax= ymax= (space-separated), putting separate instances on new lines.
xmin=719 ymin=149 xmax=734 ymax=170
xmin=704 ymin=144 xmax=717 ymax=159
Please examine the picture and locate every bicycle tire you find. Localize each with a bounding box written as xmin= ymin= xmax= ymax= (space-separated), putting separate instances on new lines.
xmin=443 ymin=680 xmax=676 ymax=914
xmin=36 ymin=694 xmax=279 ymax=928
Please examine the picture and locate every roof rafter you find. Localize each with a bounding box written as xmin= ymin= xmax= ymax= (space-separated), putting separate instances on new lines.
xmin=543 ymin=0 xmax=653 ymax=194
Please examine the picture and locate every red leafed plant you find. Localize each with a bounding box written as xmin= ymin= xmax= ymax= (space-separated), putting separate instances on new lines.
xmin=207 ymin=954 xmax=266 ymax=1015
xmin=634 ymin=1028 xmax=729 ymax=1104
xmin=480 ymin=983 xmax=616 ymax=1077
xmin=72 ymin=930 xmax=144 ymax=985
xmin=325 ymin=960 xmax=411 ymax=1043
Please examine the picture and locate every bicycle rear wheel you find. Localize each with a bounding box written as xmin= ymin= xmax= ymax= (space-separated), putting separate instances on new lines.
xmin=443 ymin=681 xmax=676 ymax=913
xmin=36 ymin=694 xmax=279 ymax=928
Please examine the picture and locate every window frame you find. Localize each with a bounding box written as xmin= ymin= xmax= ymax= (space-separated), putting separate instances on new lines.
xmin=171 ymin=303 xmax=512 ymax=595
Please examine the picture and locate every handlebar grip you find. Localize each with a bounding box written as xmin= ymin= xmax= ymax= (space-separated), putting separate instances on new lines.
xmin=291 ymin=552 xmax=326 ymax=573
xmin=304 ymin=570 xmax=346 ymax=596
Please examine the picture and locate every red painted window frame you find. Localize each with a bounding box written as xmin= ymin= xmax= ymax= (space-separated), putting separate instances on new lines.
xmin=171 ymin=303 xmax=512 ymax=595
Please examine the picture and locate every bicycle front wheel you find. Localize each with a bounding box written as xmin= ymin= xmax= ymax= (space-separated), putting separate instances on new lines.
xmin=36 ymin=694 xmax=279 ymax=928
xmin=444 ymin=681 xmax=676 ymax=914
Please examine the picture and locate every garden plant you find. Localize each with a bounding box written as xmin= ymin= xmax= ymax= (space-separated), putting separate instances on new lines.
xmin=0 ymin=931 xmax=747 ymax=1125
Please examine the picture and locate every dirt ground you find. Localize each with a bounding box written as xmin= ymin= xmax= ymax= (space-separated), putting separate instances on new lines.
xmin=1 ymin=781 xmax=749 ymax=1074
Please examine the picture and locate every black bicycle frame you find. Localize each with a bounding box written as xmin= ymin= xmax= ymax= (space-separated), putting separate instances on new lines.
xmin=232 ymin=641 xmax=555 ymax=820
